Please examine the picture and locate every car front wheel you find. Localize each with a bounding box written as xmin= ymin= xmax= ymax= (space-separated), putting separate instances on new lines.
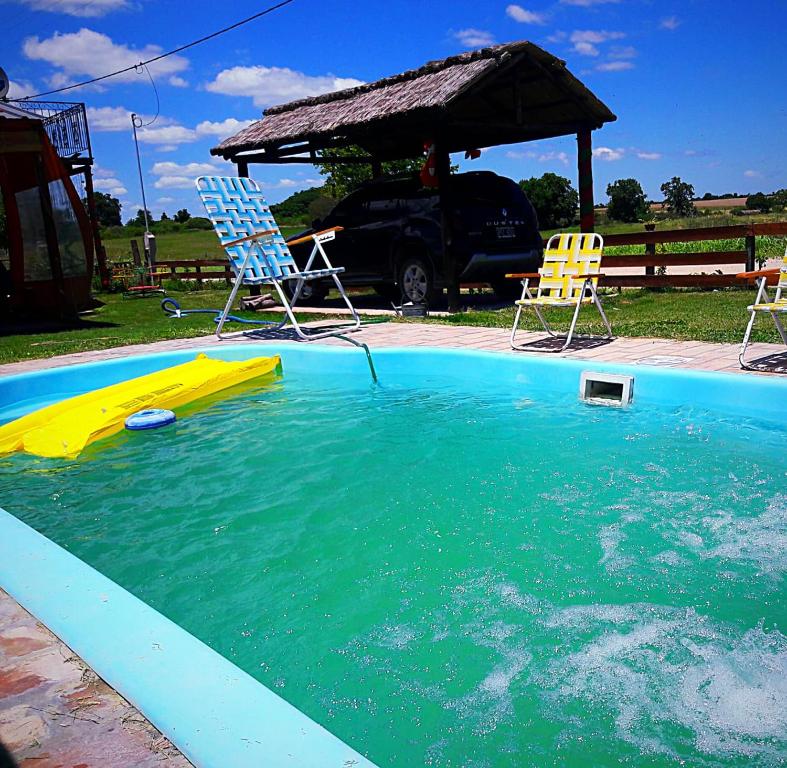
xmin=398 ymin=258 xmax=434 ymax=304
xmin=283 ymin=279 xmax=327 ymax=304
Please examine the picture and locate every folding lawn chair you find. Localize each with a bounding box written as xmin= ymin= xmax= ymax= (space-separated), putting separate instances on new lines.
xmin=509 ymin=232 xmax=612 ymax=352
xmin=738 ymin=245 xmax=787 ymax=369
xmin=196 ymin=175 xmax=361 ymax=340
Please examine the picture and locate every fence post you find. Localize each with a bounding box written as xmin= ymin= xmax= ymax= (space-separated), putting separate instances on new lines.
xmin=745 ymin=233 xmax=756 ymax=271
xmin=644 ymin=223 xmax=656 ymax=279
xmin=195 ymin=263 xmax=202 ymax=285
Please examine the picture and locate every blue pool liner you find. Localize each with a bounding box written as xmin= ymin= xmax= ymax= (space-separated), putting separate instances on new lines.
xmin=1 ymin=343 xmax=785 ymax=768
xmin=0 ymin=508 xmax=376 ymax=768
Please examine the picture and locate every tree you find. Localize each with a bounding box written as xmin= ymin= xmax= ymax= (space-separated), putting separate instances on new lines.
xmin=127 ymin=208 xmax=153 ymax=227
xmin=660 ymin=176 xmax=696 ymax=217
xmin=315 ymin=145 xmax=423 ymax=199
xmin=174 ymin=208 xmax=191 ymax=223
xmin=606 ymin=178 xmax=649 ymax=222
xmin=271 ymin=186 xmax=332 ymax=223
xmin=518 ymin=173 xmax=578 ymax=229
xmin=89 ymin=191 xmax=122 ymax=227
xmin=772 ymin=189 xmax=787 ymax=211
xmin=745 ymin=192 xmax=772 ymax=212
xmin=160 ymin=210 xmax=170 ymax=221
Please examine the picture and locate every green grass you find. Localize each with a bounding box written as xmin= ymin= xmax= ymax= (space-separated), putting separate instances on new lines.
xmin=0 ymin=289 xmax=334 ymax=364
xmin=1 ymin=288 xmax=783 ymax=365
xmin=437 ymin=288 xmax=783 ymax=345
xmin=102 ymin=226 xmax=303 ymax=263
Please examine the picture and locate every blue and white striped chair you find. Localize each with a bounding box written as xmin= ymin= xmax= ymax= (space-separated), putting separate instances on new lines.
xmin=196 ymin=175 xmax=360 ymax=340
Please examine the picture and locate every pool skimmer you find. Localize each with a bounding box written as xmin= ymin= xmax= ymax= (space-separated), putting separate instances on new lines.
xmin=579 ymin=371 xmax=634 ymax=407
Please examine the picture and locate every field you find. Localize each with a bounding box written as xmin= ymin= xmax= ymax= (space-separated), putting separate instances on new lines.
xmin=101 ymin=214 xmax=787 ymax=269
xmin=102 ymin=226 xmax=303 ymax=264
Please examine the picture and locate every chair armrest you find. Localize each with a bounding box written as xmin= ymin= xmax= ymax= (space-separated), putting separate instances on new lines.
xmin=736 ymin=267 xmax=780 ymax=283
xmin=223 ymin=229 xmax=278 ymax=248
xmin=287 ymin=226 xmax=344 ymax=247
xmin=505 ymin=272 xmax=540 ymax=279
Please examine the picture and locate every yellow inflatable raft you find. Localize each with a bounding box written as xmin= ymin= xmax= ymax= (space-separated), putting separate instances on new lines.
xmin=0 ymin=353 xmax=281 ymax=459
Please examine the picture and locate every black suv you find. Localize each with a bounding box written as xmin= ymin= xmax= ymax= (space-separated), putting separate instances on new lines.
xmin=287 ymin=171 xmax=543 ymax=303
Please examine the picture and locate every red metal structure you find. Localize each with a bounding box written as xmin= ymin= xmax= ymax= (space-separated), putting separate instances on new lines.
xmin=0 ymin=111 xmax=95 ymax=317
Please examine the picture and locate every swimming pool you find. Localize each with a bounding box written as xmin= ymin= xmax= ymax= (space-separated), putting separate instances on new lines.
xmin=1 ymin=346 xmax=785 ymax=767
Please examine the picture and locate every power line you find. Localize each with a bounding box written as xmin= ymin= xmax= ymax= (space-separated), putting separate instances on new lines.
xmin=21 ymin=0 xmax=295 ymax=99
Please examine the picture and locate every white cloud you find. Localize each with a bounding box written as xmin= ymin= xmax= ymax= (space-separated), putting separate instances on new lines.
xmin=660 ymin=16 xmax=681 ymax=30
xmin=609 ymin=45 xmax=637 ymax=59
xmin=268 ymin=177 xmax=322 ymax=190
xmin=540 ymin=151 xmax=569 ymax=165
xmin=6 ymin=79 xmax=36 ymax=98
xmin=453 ymin=28 xmax=496 ymax=47
xmin=23 ymin=28 xmax=188 ymax=85
xmin=743 ymin=169 xmax=762 ymax=178
xmin=86 ymin=105 xmax=133 ymax=131
xmin=205 ymin=65 xmax=363 ymax=108
xmin=570 ymin=29 xmax=625 ymax=56
xmin=195 ymin=118 xmax=255 ymax=137
xmin=561 ymin=0 xmax=619 ymax=5
xmin=593 ymin=146 xmax=624 ymax=161
xmin=87 ymin=106 xmax=179 ymax=132
xmin=636 ymin=151 xmax=662 ymax=161
xmin=505 ymin=148 xmax=569 ymax=165
xmin=168 ymin=76 xmax=188 ymax=88
xmin=506 ymin=5 xmax=546 ymax=24
xmin=13 ymin=0 xmax=129 ymax=17
xmin=151 ymin=161 xmax=222 ymax=176
xmin=153 ymin=175 xmax=194 ymax=190
xmin=94 ymin=176 xmax=127 ymax=196
xmin=157 ymin=196 xmax=176 ymax=204
xmin=136 ymin=124 xmax=197 ymax=145
xmin=595 ymin=60 xmax=634 ymax=72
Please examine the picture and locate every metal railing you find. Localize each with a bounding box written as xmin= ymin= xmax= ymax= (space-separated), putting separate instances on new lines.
xmin=6 ymin=100 xmax=92 ymax=160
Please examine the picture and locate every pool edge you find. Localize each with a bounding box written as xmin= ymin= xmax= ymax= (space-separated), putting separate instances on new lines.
xmin=0 ymin=507 xmax=377 ymax=768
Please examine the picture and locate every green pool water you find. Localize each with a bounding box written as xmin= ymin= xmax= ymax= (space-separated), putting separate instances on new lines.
xmin=1 ymin=368 xmax=786 ymax=767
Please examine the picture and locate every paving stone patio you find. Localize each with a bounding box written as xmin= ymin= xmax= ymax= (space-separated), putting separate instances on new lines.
xmin=0 ymin=321 xmax=784 ymax=766
xmin=0 ymin=590 xmax=191 ymax=768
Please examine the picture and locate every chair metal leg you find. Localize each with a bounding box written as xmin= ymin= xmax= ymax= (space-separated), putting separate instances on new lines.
xmin=589 ymin=282 xmax=613 ymax=337
xmin=216 ymin=253 xmax=250 ymax=339
xmin=739 ymin=277 xmax=770 ymax=368
xmin=739 ymin=309 xmax=758 ymax=369
xmin=561 ymin=294 xmax=585 ymax=351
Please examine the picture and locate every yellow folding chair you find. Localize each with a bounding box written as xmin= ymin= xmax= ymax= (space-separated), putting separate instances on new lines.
xmin=738 ymin=246 xmax=787 ymax=369
xmin=509 ymin=232 xmax=612 ymax=352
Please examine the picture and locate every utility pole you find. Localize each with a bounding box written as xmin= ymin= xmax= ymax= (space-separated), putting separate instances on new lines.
xmin=131 ymin=113 xmax=155 ymax=272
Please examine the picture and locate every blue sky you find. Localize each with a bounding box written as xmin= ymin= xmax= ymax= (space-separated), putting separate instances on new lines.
xmin=4 ymin=0 xmax=785 ymax=220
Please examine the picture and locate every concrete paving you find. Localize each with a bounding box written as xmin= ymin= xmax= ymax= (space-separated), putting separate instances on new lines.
xmin=0 ymin=320 xmax=785 ymax=766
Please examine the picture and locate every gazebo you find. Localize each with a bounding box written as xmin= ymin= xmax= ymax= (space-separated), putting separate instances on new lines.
xmin=211 ymin=41 xmax=616 ymax=308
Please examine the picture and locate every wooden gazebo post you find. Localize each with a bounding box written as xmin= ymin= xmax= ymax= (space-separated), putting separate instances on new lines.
xmin=435 ymin=141 xmax=460 ymax=311
xmin=577 ymin=128 xmax=595 ymax=233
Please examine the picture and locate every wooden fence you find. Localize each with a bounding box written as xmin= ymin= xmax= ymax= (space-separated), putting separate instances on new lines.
xmin=148 ymin=222 xmax=787 ymax=290
xmin=597 ymin=222 xmax=787 ymax=288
